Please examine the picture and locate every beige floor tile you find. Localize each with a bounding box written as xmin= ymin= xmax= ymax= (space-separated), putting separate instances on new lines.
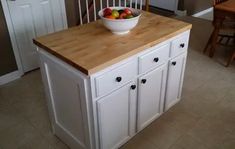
xmin=12 ymin=95 xmax=46 ymax=120
xmin=172 ymin=96 xmax=217 ymax=118
xmin=219 ymin=137 xmax=235 ymax=149
xmin=160 ymin=109 xmax=200 ymax=133
xmin=17 ymin=135 xmax=55 ymax=149
xmin=27 ymin=106 xmax=60 ymax=145
xmin=168 ymin=134 xmax=209 ymax=149
xmin=0 ymin=120 xmax=42 ymax=148
xmin=203 ymin=104 xmax=235 ymax=134
xmin=0 ymin=104 xmax=25 ymax=133
xmin=218 ymin=94 xmax=235 ymax=113
xmin=188 ymin=118 xmax=235 ymax=149
xmin=120 ymin=133 xmax=159 ymax=149
xmin=53 ymin=141 xmax=70 ymax=149
xmin=139 ymin=119 xmax=184 ymax=149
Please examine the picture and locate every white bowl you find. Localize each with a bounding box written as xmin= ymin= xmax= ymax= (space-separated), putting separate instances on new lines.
xmin=98 ymin=7 xmax=141 ymax=35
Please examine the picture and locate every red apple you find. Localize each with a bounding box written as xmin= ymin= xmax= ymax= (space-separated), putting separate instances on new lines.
xmin=103 ymin=8 xmax=112 ymax=17
xmin=124 ymin=8 xmax=132 ymax=15
xmin=119 ymin=12 xmax=127 ymax=19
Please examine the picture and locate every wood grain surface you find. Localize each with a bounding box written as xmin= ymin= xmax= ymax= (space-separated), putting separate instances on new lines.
xmin=215 ymin=0 xmax=235 ymax=13
xmin=34 ymin=11 xmax=192 ymax=75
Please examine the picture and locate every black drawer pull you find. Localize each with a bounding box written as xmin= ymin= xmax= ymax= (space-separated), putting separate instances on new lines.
xmin=116 ymin=77 xmax=122 ymax=82
xmin=131 ymin=85 xmax=136 ymax=90
xmin=141 ymin=79 xmax=147 ymax=84
xmin=180 ymin=43 xmax=185 ymax=48
xmin=172 ymin=61 xmax=177 ymax=66
xmin=153 ymin=57 xmax=159 ymax=62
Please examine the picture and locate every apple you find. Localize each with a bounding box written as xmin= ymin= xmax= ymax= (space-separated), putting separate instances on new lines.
xmin=126 ymin=15 xmax=134 ymax=19
xmin=103 ymin=8 xmax=112 ymax=17
xmin=124 ymin=8 xmax=132 ymax=15
xmin=102 ymin=7 xmax=136 ymax=19
xmin=105 ymin=15 xmax=116 ymax=19
xmin=119 ymin=12 xmax=127 ymax=19
xmin=111 ymin=10 xmax=119 ymax=18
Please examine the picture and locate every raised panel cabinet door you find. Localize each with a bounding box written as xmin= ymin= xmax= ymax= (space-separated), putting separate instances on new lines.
xmin=165 ymin=53 xmax=187 ymax=111
xmin=39 ymin=53 xmax=90 ymax=149
xmin=7 ymin=0 xmax=67 ymax=72
xmin=137 ymin=64 xmax=167 ymax=131
xmin=97 ymin=82 xmax=137 ymax=149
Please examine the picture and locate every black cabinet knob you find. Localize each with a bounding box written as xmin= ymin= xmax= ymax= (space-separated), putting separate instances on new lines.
xmin=131 ymin=85 xmax=136 ymax=90
xmin=116 ymin=77 xmax=122 ymax=82
xmin=172 ymin=61 xmax=177 ymax=66
xmin=153 ymin=57 xmax=159 ymax=62
xmin=180 ymin=43 xmax=185 ymax=48
xmin=141 ymin=79 xmax=147 ymax=84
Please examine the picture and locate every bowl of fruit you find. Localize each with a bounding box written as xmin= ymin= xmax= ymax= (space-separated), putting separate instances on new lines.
xmin=98 ymin=7 xmax=141 ymax=35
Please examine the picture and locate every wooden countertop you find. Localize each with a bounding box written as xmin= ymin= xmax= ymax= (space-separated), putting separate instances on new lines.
xmin=215 ymin=0 xmax=235 ymax=13
xmin=34 ymin=11 xmax=192 ymax=75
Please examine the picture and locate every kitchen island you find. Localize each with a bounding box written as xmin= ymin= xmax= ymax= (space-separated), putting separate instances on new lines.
xmin=34 ymin=11 xmax=192 ymax=149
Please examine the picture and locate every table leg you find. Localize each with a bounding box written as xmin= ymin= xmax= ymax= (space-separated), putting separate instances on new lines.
xmin=209 ymin=22 xmax=220 ymax=57
xmin=226 ymin=50 xmax=235 ymax=67
xmin=203 ymin=30 xmax=213 ymax=54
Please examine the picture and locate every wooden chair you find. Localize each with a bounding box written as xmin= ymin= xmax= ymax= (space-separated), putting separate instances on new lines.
xmin=77 ymin=0 xmax=149 ymax=25
xmin=204 ymin=0 xmax=235 ymax=66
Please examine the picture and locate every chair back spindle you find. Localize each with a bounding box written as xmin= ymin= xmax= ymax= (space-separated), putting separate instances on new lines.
xmin=77 ymin=0 xmax=149 ymax=25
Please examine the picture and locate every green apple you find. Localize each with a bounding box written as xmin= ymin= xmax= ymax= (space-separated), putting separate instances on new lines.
xmin=111 ymin=10 xmax=119 ymax=18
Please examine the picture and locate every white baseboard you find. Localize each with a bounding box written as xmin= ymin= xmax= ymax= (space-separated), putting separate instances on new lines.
xmin=175 ymin=10 xmax=187 ymax=16
xmin=192 ymin=7 xmax=213 ymax=17
xmin=0 ymin=70 xmax=21 ymax=85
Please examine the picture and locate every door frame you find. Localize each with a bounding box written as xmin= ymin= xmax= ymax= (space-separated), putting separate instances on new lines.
xmin=174 ymin=0 xmax=179 ymax=13
xmin=1 ymin=0 xmax=24 ymax=77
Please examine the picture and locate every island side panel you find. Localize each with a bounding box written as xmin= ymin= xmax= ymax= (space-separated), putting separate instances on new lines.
xmin=38 ymin=48 xmax=94 ymax=149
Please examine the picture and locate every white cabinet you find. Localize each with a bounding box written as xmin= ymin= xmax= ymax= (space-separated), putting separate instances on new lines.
xmin=37 ymin=31 xmax=190 ymax=149
xmin=97 ymin=81 xmax=137 ymax=149
xmin=137 ymin=64 xmax=167 ymax=131
xmin=165 ymin=53 xmax=187 ymax=111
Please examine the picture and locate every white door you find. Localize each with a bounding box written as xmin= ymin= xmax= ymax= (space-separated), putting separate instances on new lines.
xmin=137 ymin=64 xmax=167 ymax=131
xmin=150 ymin=0 xmax=178 ymax=11
xmin=165 ymin=53 xmax=187 ymax=111
xmin=97 ymin=82 xmax=137 ymax=149
xmin=7 ymin=0 xmax=67 ymax=72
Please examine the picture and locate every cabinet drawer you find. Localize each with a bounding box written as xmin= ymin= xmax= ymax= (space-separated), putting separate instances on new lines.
xmin=139 ymin=44 xmax=170 ymax=74
xmin=95 ymin=60 xmax=138 ymax=97
xmin=170 ymin=33 xmax=189 ymax=58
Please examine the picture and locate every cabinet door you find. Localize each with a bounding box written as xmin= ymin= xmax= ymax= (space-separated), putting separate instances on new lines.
xmin=137 ymin=64 xmax=167 ymax=131
xmin=97 ymin=82 xmax=137 ymax=149
xmin=165 ymin=53 xmax=187 ymax=111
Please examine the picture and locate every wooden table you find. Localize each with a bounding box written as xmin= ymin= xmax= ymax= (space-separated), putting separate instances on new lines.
xmin=209 ymin=0 xmax=235 ymax=57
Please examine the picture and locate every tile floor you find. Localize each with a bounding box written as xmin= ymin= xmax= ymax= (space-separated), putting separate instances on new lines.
xmin=0 ymin=16 xmax=235 ymax=149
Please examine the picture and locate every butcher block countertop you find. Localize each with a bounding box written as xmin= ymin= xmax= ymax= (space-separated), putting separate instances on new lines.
xmin=33 ymin=11 xmax=192 ymax=75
